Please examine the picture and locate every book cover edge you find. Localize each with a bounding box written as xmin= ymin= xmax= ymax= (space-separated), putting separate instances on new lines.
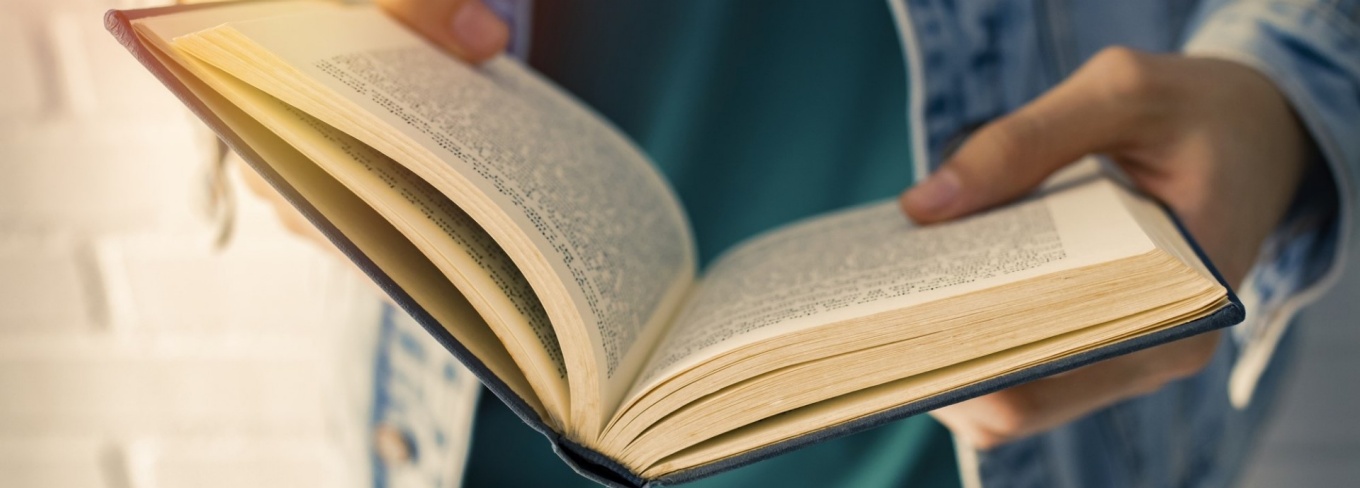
xmin=653 ymin=204 xmax=1244 ymax=485
xmin=106 ymin=6 xmax=1245 ymax=486
xmin=104 ymin=0 xmax=557 ymax=448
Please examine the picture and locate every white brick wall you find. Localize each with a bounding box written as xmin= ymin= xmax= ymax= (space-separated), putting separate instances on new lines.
xmin=0 ymin=13 xmax=45 ymax=120
xmin=0 ymin=235 xmax=96 ymax=332
xmin=0 ymin=437 xmax=112 ymax=488
xmin=0 ymin=1 xmax=382 ymax=486
xmin=125 ymin=438 xmax=348 ymax=488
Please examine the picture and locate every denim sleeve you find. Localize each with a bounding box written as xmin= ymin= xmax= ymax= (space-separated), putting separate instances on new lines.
xmin=1179 ymin=0 xmax=1358 ymax=406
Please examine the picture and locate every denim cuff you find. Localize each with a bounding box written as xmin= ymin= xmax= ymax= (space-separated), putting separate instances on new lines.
xmin=1181 ymin=0 xmax=1359 ymax=406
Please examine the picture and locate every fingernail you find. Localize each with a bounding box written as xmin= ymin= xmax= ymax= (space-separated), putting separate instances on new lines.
xmin=906 ymin=168 xmax=961 ymax=214
xmin=451 ymin=2 xmax=507 ymax=56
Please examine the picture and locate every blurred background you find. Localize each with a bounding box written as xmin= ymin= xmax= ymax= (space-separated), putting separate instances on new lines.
xmin=0 ymin=0 xmax=1355 ymax=487
xmin=3 ymin=0 xmax=392 ymax=486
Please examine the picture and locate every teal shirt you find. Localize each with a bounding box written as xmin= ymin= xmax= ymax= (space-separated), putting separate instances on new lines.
xmin=466 ymin=2 xmax=959 ymax=486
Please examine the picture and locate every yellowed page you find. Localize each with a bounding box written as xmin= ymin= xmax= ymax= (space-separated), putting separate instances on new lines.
xmin=135 ymin=1 xmax=576 ymax=424
xmin=646 ymin=292 xmax=1225 ymax=477
xmin=630 ymin=177 xmax=1156 ymax=401
xmin=125 ymin=2 xmax=545 ymax=417
xmin=137 ymin=3 xmax=571 ymax=423
xmin=173 ymin=7 xmax=695 ymax=439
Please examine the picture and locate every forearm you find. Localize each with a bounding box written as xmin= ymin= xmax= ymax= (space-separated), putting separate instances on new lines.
xmin=1178 ymin=0 xmax=1359 ymax=404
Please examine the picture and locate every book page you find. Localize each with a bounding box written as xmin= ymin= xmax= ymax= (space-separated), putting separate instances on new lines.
xmin=141 ymin=4 xmax=572 ymax=421
xmin=173 ymin=6 xmax=696 ymax=436
xmin=633 ymin=177 xmax=1156 ymax=394
xmin=307 ymin=49 xmax=693 ymax=379
xmin=646 ymin=292 xmax=1222 ymax=477
xmin=123 ymin=4 xmax=547 ymax=418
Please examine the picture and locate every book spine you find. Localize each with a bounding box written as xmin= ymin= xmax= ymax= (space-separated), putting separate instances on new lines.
xmin=549 ymin=436 xmax=648 ymax=488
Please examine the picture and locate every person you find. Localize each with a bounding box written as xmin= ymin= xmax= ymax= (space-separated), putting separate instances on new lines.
xmin=275 ymin=0 xmax=1357 ymax=486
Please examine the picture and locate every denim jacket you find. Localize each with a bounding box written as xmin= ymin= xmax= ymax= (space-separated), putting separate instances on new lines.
xmin=886 ymin=0 xmax=1357 ymax=486
xmin=378 ymin=1 xmax=1358 ymax=486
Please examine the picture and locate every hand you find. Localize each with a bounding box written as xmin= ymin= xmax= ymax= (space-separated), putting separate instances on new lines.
xmin=375 ymin=0 xmax=510 ymax=63
xmin=900 ymin=47 xmax=1315 ymax=449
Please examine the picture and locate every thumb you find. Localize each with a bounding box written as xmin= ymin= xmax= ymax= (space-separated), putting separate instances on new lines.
xmin=901 ymin=47 xmax=1159 ymax=224
xmin=375 ymin=0 xmax=510 ymax=63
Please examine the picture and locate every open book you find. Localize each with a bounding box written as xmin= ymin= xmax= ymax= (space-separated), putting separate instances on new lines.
xmin=107 ymin=2 xmax=1243 ymax=486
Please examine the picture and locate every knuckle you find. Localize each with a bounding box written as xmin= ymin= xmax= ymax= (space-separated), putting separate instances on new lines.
xmin=969 ymin=114 xmax=1042 ymax=171
xmin=968 ymin=114 xmax=1051 ymax=190
xmin=1086 ymin=46 xmax=1162 ymax=102
xmin=993 ymin=116 xmax=1042 ymax=160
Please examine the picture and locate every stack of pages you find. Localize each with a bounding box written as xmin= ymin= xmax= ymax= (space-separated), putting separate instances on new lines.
xmin=107 ymin=2 xmax=1241 ymax=486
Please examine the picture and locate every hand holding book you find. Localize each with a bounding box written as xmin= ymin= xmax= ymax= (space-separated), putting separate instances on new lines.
xmin=375 ymin=0 xmax=1309 ymax=453
xmin=902 ymin=49 xmax=1315 ymax=448
xmin=106 ymin=3 xmax=1246 ymax=484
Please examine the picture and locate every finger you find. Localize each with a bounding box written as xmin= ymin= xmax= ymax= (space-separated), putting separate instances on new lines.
xmin=902 ymin=47 xmax=1165 ymax=224
xmin=934 ymin=361 xmax=1138 ymax=449
xmin=934 ymin=330 xmax=1218 ymax=448
xmin=1009 ymin=330 xmax=1218 ymax=424
xmin=375 ymin=0 xmax=510 ymax=63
